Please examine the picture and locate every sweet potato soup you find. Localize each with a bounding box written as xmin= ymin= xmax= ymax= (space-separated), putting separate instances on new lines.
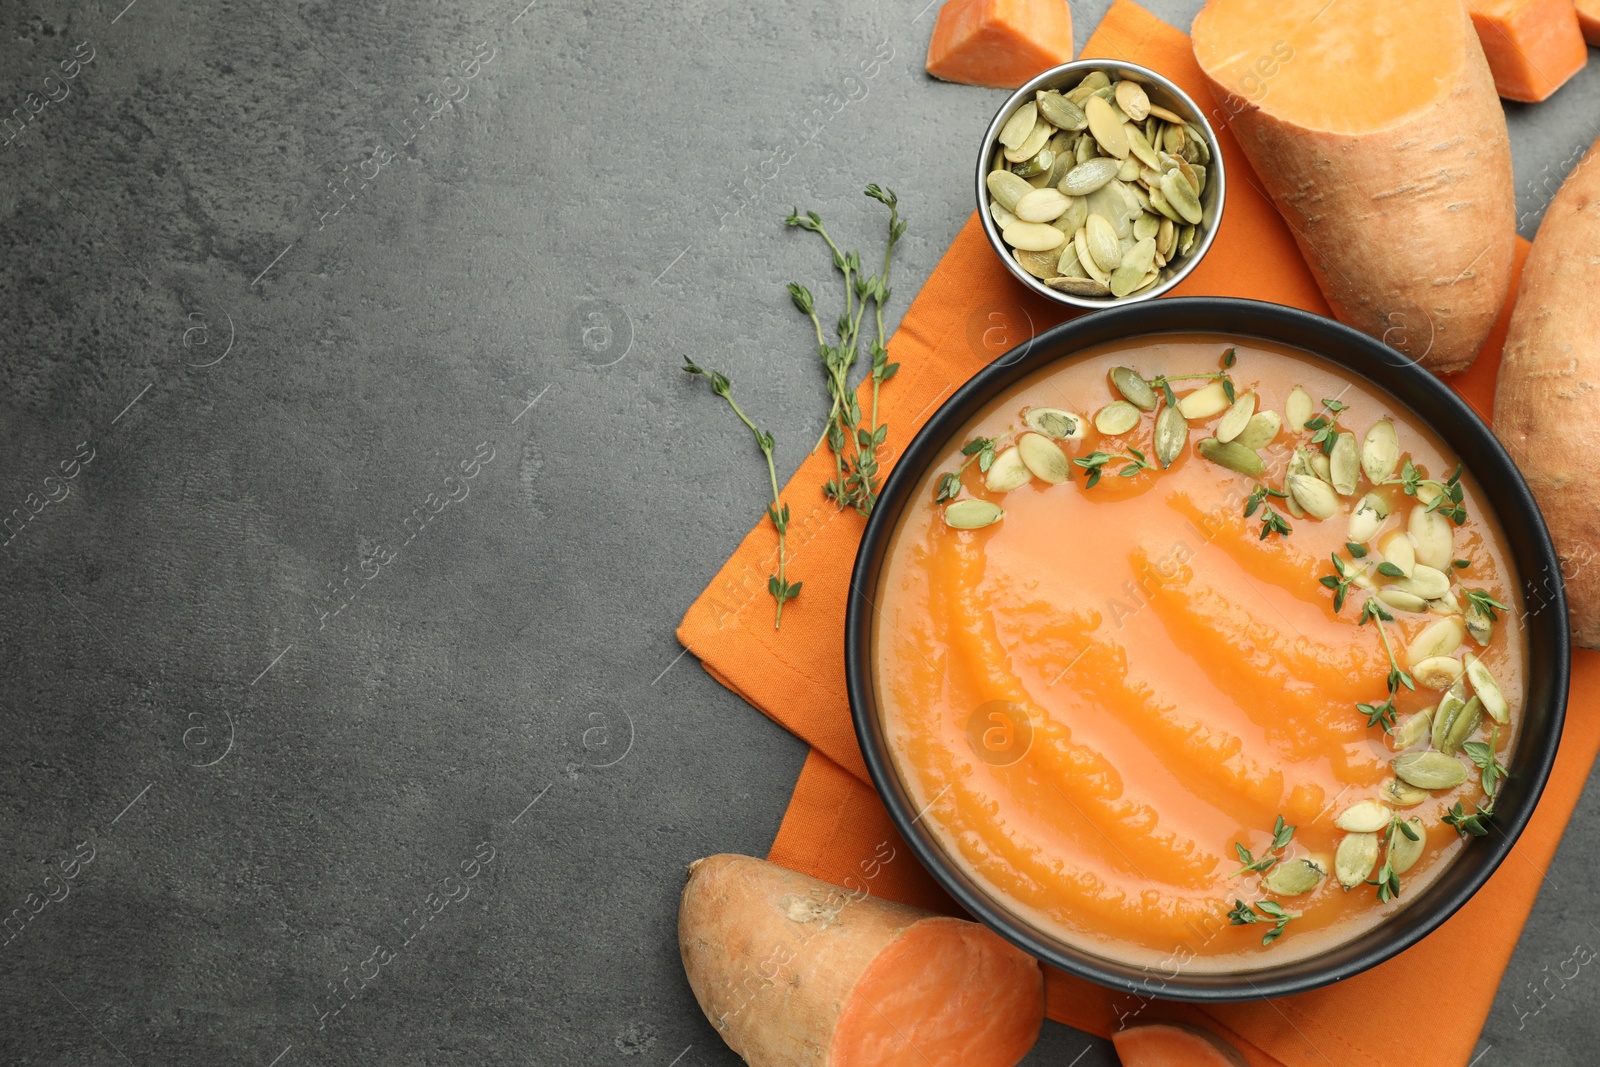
xmin=874 ymin=334 xmax=1525 ymax=972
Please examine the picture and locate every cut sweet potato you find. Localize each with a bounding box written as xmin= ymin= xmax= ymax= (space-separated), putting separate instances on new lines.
xmin=1191 ymin=0 xmax=1517 ymax=375
xmin=1469 ymin=0 xmax=1588 ymax=102
xmin=1494 ymin=137 xmax=1600 ymax=648
xmin=925 ymin=0 xmax=1074 ymax=89
xmin=1577 ymin=0 xmax=1600 ymax=46
xmin=1112 ymin=1022 xmax=1249 ymax=1066
xmin=679 ymin=854 xmax=1044 ymax=1066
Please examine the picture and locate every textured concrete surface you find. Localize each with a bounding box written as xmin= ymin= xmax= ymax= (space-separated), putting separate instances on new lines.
xmin=1 ymin=0 xmax=1597 ymax=1064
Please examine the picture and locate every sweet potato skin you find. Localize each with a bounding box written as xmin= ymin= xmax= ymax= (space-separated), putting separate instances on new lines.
xmin=1192 ymin=1 xmax=1516 ymax=375
xmin=1112 ymin=1022 xmax=1250 ymax=1066
xmin=678 ymin=853 xmax=1043 ymax=1066
xmin=1494 ymin=139 xmax=1600 ymax=648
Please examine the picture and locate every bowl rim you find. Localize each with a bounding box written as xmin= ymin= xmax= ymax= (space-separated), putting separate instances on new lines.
xmin=977 ymin=59 xmax=1228 ymax=311
xmin=845 ymin=296 xmax=1570 ymax=1001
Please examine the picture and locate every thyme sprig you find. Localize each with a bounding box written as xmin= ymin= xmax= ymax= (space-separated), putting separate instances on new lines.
xmin=1464 ymin=588 xmax=1509 ymax=621
xmin=786 ymin=185 xmax=906 ymax=516
xmin=1464 ymin=725 xmax=1512 ymax=802
xmin=1228 ymin=899 xmax=1300 ymax=945
xmin=683 ymin=360 xmax=801 ymax=627
xmin=1245 ymin=485 xmax=1292 ymax=540
xmin=1075 ymin=448 xmax=1153 ymax=488
xmin=935 ymin=437 xmax=998 ymax=503
xmin=1146 ymin=347 xmax=1238 ymax=405
xmin=1383 ymin=460 xmax=1467 ymax=525
xmin=1231 ymin=814 xmax=1296 ymax=876
xmin=1302 ymin=398 xmax=1349 ymax=455
xmin=1354 ymin=597 xmax=1414 ymax=732
xmin=1369 ymin=815 xmax=1421 ymax=903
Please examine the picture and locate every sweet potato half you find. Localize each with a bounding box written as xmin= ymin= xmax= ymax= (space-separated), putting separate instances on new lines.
xmin=678 ymin=854 xmax=1044 ymax=1066
xmin=1113 ymin=1023 xmax=1250 ymax=1066
xmin=1495 ymin=138 xmax=1600 ymax=648
xmin=1192 ymin=0 xmax=1517 ymax=374
xmin=925 ymin=0 xmax=1075 ymax=89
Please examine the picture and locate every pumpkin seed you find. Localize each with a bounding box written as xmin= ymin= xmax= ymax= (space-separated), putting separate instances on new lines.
xmin=1109 ymin=238 xmax=1157 ymax=298
xmin=1005 ymin=119 xmax=1052 ymax=163
xmin=1177 ymin=381 xmax=1230 ymax=419
xmin=1362 ymin=419 xmax=1399 ymax=483
xmin=1336 ymin=832 xmax=1380 ymax=888
xmin=1179 ymin=223 xmax=1197 ymax=255
xmin=1115 ymin=156 xmax=1141 ymax=182
xmin=1235 ymin=410 xmax=1281 ymax=450
xmin=1154 ymin=404 xmax=1188 ymax=468
xmin=1394 ymin=709 xmax=1434 ymax=749
xmin=1157 ymin=217 xmax=1176 ymax=258
xmin=1465 ymin=606 xmax=1494 ymax=646
xmin=1011 ymin=148 xmax=1054 ymax=177
xmin=1189 ymin=164 xmax=1207 ymax=196
xmin=943 ymin=499 xmax=1004 ymax=529
xmin=1149 ymin=103 xmax=1187 ymax=124
xmin=984 ymin=446 xmax=1032 ymax=492
xmin=1310 ymin=450 xmax=1333 ymax=484
xmin=1389 ymin=818 xmax=1426 ymax=875
xmin=1412 ymin=655 xmax=1465 ymax=690
xmin=1284 ymin=489 xmax=1304 ymax=519
xmin=1377 ymin=587 xmax=1428 ymax=613
xmin=1378 ymin=529 xmax=1416 ymax=577
xmin=1073 ymin=228 xmax=1110 ymax=285
xmin=1017 ymin=432 xmax=1070 ymax=484
xmin=1114 ymin=79 xmax=1151 ymax=121
xmin=999 ymin=102 xmax=1038 ymax=150
xmin=1044 ymin=146 xmax=1077 ymax=189
xmin=1107 ymin=371 xmax=1158 ymax=412
xmin=1126 ymin=124 xmax=1160 ymax=170
xmin=1215 ymin=392 xmax=1256 ymax=444
xmin=989 ymin=202 xmax=1019 ymax=229
xmin=1393 ymin=564 xmax=1451 ymax=601
xmin=1037 ymin=91 xmax=1087 ymax=131
xmin=1383 ymin=777 xmax=1430 ymax=807
xmin=1444 ymin=695 xmax=1484 ymax=754
xmin=1133 ymin=213 xmax=1160 ymax=242
xmin=1054 ymin=199 xmax=1090 ymax=240
xmin=1146 ymin=184 xmax=1183 ymax=223
xmin=1393 ymin=751 xmax=1469 ymax=790
xmin=1287 ymin=473 xmax=1339 ymax=520
xmin=1015 ymin=188 xmax=1072 ymax=223
xmin=1046 ymin=275 xmax=1111 ymax=297
xmin=1075 ymin=133 xmax=1097 ymax=163
xmin=1336 ymin=799 xmax=1395 ymax=833
xmin=1329 ymin=432 xmax=1360 ymax=495
xmin=1429 ymin=591 xmax=1464 ymax=616
xmin=1185 ymin=123 xmax=1211 ymax=163
xmin=1002 ymin=221 xmax=1066 ymax=252
xmin=1085 ymin=214 xmax=1122 ymax=272
xmin=1285 ymin=386 xmax=1313 ymax=430
xmin=1055 ymin=241 xmax=1089 ymax=277
xmin=1197 ymin=438 xmax=1266 ymax=477
xmin=1025 ymin=407 xmax=1085 ymax=441
xmin=1409 ymin=505 xmax=1454 ymax=571
xmin=1095 ymin=400 xmax=1141 ymax=436
xmin=1084 ymin=95 xmax=1130 ymax=159
xmin=1463 ymin=653 xmax=1509 ymax=723
xmin=1065 ymin=70 xmax=1111 ymax=103
xmin=1407 ymin=616 xmax=1464 ymax=668
xmin=1348 ymin=493 xmax=1389 ymax=542
xmin=1159 ymin=169 xmax=1204 ymax=225
xmin=1431 ymin=681 xmax=1467 ymax=747
xmin=987 ymin=170 xmax=1033 ymax=212
xmin=1013 ymin=247 xmax=1060 ymax=279
xmin=1262 ymin=857 xmax=1325 ymax=896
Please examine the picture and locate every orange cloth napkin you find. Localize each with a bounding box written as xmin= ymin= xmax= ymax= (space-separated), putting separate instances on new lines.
xmin=677 ymin=3 xmax=1599 ymax=1064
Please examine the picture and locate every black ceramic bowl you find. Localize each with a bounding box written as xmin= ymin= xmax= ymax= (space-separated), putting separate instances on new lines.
xmin=846 ymin=297 xmax=1569 ymax=1001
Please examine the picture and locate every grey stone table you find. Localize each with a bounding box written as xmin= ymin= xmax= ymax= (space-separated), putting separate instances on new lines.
xmin=1 ymin=0 xmax=1595 ymax=1063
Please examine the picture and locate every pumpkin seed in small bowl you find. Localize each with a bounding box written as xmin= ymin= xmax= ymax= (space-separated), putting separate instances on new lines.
xmin=976 ymin=60 xmax=1226 ymax=310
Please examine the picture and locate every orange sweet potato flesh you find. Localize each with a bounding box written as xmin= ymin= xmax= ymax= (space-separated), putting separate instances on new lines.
xmin=1494 ymin=137 xmax=1600 ymax=648
xmin=1112 ymin=1023 xmax=1249 ymax=1066
xmin=925 ymin=0 xmax=1074 ymax=89
xmin=1469 ymin=0 xmax=1588 ymax=101
xmin=1191 ymin=0 xmax=1517 ymax=375
xmin=678 ymin=854 xmax=1044 ymax=1066
xmin=1575 ymin=0 xmax=1600 ymax=46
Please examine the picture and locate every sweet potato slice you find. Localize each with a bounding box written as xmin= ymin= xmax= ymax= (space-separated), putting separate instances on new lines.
xmin=1576 ymin=0 xmax=1600 ymax=46
xmin=925 ymin=0 xmax=1075 ymax=89
xmin=679 ymin=854 xmax=1044 ymax=1066
xmin=1494 ymin=137 xmax=1600 ymax=648
xmin=1469 ymin=0 xmax=1588 ymax=101
xmin=1112 ymin=1022 xmax=1249 ymax=1066
xmin=1191 ymin=0 xmax=1516 ymax=374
